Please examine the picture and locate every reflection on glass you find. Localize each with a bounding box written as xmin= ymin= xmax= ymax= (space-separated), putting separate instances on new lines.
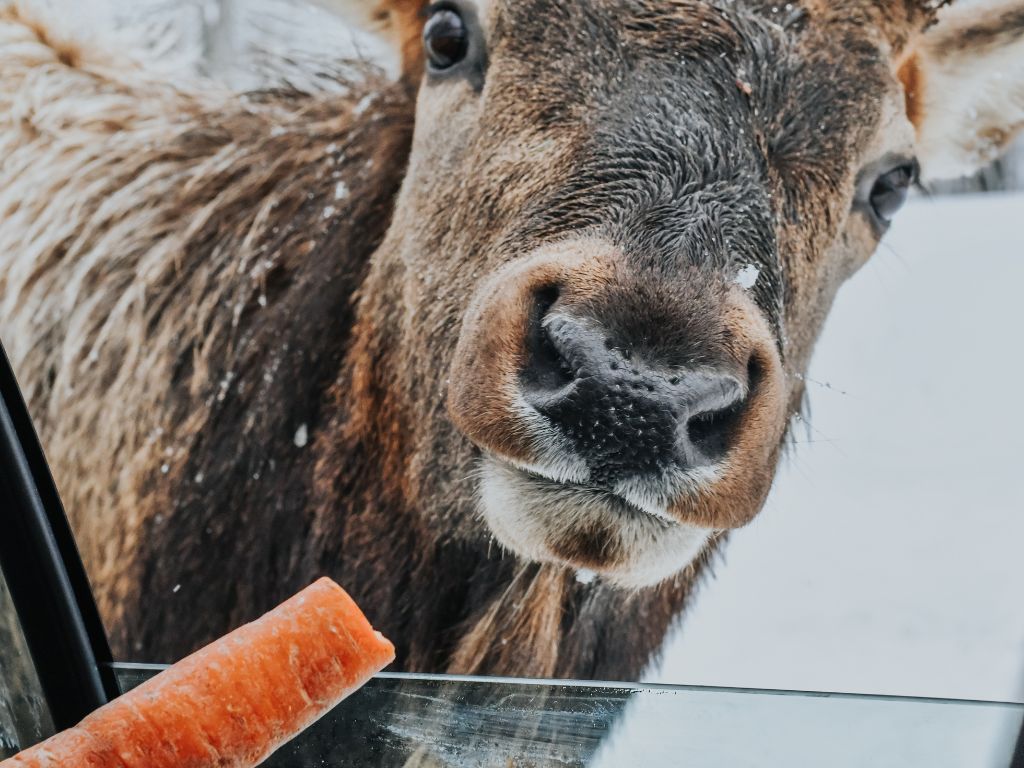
xmin=0 ymin=569 xmax=54 ymax=758
xmin=114 ymin=665 xmax=1022 ymax=768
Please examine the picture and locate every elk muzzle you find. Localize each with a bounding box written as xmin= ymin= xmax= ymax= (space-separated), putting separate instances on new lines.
xmin=447 ymin=238 xmax=787 ymax=585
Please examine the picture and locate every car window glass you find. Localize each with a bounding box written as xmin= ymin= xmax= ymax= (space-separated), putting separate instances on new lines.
xmin=0 ymin=569 xmax=54 ymax=758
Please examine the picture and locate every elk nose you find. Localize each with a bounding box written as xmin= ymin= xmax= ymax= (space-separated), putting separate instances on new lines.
xmin=522 ymin=310 xmax=746 ymax=484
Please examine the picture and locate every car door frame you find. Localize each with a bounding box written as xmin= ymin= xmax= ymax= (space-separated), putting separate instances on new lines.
xmin=0 ymin=341 xmax=117 ymax=731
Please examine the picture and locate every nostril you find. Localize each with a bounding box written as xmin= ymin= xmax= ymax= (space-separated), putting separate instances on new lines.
xmin=685 ymin=365 xmax=755 ymax=462
xmin=534 ymin=284 xmax=560 ymax=317
xmin=687 ymin=399 xmax=744 ymax=459
xmin=522 ymin=285 xmax=575 ymax=392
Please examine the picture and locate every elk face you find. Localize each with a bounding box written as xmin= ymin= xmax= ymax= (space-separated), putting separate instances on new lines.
xmin=336 ymin=0 xmax=1024 ymax=587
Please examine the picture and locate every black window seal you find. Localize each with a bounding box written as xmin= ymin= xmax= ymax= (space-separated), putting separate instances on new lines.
xmin=0 ymin=340 xmax=117 ymax=731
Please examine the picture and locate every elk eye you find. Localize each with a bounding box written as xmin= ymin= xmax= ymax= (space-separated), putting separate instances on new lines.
xmin=868 ymin=162 xmax=918 ymax=223
xmin=423 ymin=6 xmax=468 ymax=71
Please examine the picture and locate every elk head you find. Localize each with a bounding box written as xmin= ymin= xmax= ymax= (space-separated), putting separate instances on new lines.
xmin=325 ymin=0 xmax=1024 ymax=587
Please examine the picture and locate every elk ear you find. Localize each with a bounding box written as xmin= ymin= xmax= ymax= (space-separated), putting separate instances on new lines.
xmin=898 ymin=0 xmax=1024 ymax=181
xmin=313 ymin=0 xmax=429 ymax=80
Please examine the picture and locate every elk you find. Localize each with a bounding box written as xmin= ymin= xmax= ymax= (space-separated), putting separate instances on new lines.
xmin=1 ymin=0 xmax=1022 ymax=681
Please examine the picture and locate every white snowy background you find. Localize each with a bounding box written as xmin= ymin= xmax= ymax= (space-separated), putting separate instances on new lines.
xmin=650 ymin=191 xmax=1024 ymax=704
xmin=613 ymin=191 xmax=1024 ymax=767
xmin=38 ymin=0 xmax=1024 ymax=722
xmin=603 ymin=191 xmax=1024 ymax=766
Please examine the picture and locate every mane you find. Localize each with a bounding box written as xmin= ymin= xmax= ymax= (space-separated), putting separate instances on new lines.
xmin=0 ymin=1 xmax=415 ymax=646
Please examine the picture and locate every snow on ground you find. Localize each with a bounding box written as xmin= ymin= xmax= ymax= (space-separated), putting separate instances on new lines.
xmin=649 ymin=192 xmax=1024 ymax=704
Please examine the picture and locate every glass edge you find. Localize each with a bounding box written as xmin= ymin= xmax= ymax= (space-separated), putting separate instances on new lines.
xmin=105 ymin=662 xmax=1024 ymax=709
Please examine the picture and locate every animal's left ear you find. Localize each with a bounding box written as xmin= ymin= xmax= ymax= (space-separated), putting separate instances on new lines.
xmin=898 ymin=0 xmax=1024 ymax=181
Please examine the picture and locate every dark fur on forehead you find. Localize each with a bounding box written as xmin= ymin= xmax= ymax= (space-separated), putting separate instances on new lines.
xmin=481 ymin=0 xmax=893 ymax=347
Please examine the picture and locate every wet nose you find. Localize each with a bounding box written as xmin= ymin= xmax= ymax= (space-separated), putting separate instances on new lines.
xmin=522 ymin=310 xmax=746 ymax=484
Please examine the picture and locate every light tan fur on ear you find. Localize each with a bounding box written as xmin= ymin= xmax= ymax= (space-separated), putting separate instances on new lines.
xmin=312 ymin=0 xmax=429 ymax=79
xmin=898 ymin=0 xmax=1024 ymax=181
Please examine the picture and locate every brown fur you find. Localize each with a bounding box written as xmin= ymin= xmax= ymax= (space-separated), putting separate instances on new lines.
xmin=2 ymin=0 xmax=1023 ymax=681
xmin=898 ymin=54 xmax=924 ymax=129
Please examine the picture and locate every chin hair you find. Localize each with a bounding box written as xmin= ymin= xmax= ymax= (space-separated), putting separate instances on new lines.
xmin=476 ymin=457 xmax=712 ymax=589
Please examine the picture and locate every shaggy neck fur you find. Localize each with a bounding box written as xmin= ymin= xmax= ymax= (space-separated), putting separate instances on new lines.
xmin=0 ymin=3 xmax=717 ymax=678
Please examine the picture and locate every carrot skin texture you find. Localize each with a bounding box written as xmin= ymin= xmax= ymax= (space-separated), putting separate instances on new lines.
xmin=2 ymin=578 xmax=395 ymax=768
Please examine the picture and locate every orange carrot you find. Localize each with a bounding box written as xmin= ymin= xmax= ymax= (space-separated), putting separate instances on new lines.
xmin=2 ymin=578 xmax=394 ymax=768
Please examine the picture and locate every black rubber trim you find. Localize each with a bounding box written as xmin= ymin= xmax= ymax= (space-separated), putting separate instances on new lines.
xmin=0 ymin=342 xmax=117 ymax=730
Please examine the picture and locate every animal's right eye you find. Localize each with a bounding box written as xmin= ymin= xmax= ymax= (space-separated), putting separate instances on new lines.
xmin=868 ymin=161 xmax=918 ymax=224
xmin=423 ymin=6 xmax=469 ymax=72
